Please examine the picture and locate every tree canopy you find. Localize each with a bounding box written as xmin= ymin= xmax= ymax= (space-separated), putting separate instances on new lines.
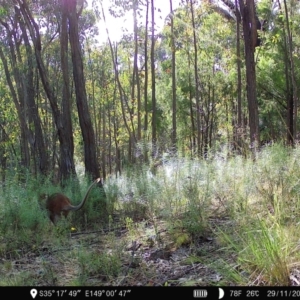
xmin=0 ymin=0 xmax=298 ymax=181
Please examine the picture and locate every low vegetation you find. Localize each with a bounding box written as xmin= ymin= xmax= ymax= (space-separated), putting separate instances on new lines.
xmin=1 ymin=143 xmax=300 ymax=286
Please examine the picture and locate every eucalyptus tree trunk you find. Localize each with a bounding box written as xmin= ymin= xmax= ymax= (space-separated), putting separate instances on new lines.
xmin=108 ymin=105 xmax=113 ymax=175
xmin=235 ymin=0 xmax=243 ymax=151
xmin=86 ymin=39 xmax=99 ymax=161
xmin=113 ymin=90 xmax=121 ymax=175
xmin=132 ymin=0 xmax=142 ymax=141
xmin=66 ymin=0 xmax=106 ymax=222
xmin=282 ymin=0 xmax=297 ymax=145
xmin=282 ymin=29 xmax=293 ymax=145
xmin=17 ymin=7 xmax=48 ymax=176
xmin=150 ymin=0 xmax=157 ymax=149
xmin=66 ymin=0 xmax=99 ymax=179
xmin=239 ymin=0 xmax=260 ymax=149
xmin=188 ymin=53 xmax=196 ymax=155
xmin=0 ymin=19 xmax=30 ymax=171
xmin=60 ymin=0 xmax=76 ymax=181
xmin=183 ymin=16 xmax=196 ymax=155
xmin=0 ymin=43 xmax=29 ymax=171
xmin=100 ymin=2 xmax=135 ymax=164
xmin=170 ymin=0 xmax=177 ymax=151
xmin=144 ymin=0 xmax=149 ymax=134
xmin=189 ymin=0 xmax=202 ymax=156
xmin=144 ymin=0 xmax=149 ymax=162
xmin=101 ymin=103 xmax=107 ymax=180
xmin=0 ymin=123 xmax=8 ymax=183
xmin=17 ymin=0 xmax=77 ymax=181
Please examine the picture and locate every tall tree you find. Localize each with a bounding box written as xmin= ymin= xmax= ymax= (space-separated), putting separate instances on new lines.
xmin=60 ymin=0 xmax=76 ymax=180
xmin=144 ymin=0 xmax=149 ymax=138
xmin=189 ymin=0 xmax=202 ymax=155
xmin=16 ymin=0 xmax=77 ymax=181
xmin=100 ymin=2 xmax=135 ymax=164
xmin=66 ymin=0 xmax=99 ymax=179
xmin=132 ymin=0 xmax=142 ymax=141
xmin=150 ymin=0 xmax=157 ymax=149
xmin=279 ymin=0 xmax=298 ymax=145
xmin=170 ymin=0 xmax=177 ymax=151
xmin=239 ymin=0 xmax=260 ymax=148
xmin=0 ymin=17 xmax=30 ymax=171
xmin=235 ymin=0 xmax=243 ymax=152
xmin=16 ymin=10 xmax=47 ymax=176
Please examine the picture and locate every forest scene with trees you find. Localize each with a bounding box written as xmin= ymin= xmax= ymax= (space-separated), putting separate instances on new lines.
xmin=0 ymin=0 xmax=300 ymax=287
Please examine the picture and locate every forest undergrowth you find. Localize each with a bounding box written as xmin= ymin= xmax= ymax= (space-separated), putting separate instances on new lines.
xmin=1 ymin=143 xmax=300 ymax=286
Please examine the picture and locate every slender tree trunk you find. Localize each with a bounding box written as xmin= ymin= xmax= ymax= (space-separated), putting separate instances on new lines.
xmin=0 ymin=20 xmax=30 ymax=171
xmin=18 ymin=10 xmax=48 ymax=176
xmin=17 ymin=0 xmax=78 ymax=182
xmin=189 ymin=0 xmax=201 ymax=155
xmin=113 ymin=88 xmax=121 ymax=175
xmin=209 ymin=84 xmax=215 ymax=150
xmin=150 ymin=0 xmax=157 ymax=150
xmin=87 ymin=37 xmax=99 ymax=162
xmin=204 ymin=76 xmax=214 ymax=156
xmin=183 ymin=16 xmax=196 ymax=154
xmin=0 ymin=48 xmax=28 ymax=167
xmin=144 ymin=0 xmax=149 ymax=162
xmin=132 ymin=0 xmax=142 ymax=141
xmin=67 ymin=0 xmax=106 ymax=223
xmin=282 ymin=0 xmax=297 ymax=145
xmin=60 ymin=0 xmax=76 ymax=181
xmin=235 ymin=0 xmax=243 ymax=150
xmin=101 ymin=103 xmax=107 ymax=180
xmin=66 ymin=0 xmax=99 ymax=179
xmin=108 ymin=106 xmax=112 ymax=175
xmin=170 ymin=0 xmax=177 ymax=151
xmin=275 ymin=0 xmax=293 ymax=145
xmin=100 ymin=2 xmax=134 ymax=163
xmin=239 ymin=0 xmax=260 ymax=149
xmin=282 ymin=29 xmax=293 ymax=144
xmin=0 ymin=123 xmax=8 ymax=183
xmin=144 ymin=0 xmax=149 ymax=134
xmin=187 ymin=52 xmax=195 ymax=155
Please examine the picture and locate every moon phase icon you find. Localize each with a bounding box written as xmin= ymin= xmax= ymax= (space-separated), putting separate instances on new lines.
xmin=219 ymin=288 xmax=225 ymax=299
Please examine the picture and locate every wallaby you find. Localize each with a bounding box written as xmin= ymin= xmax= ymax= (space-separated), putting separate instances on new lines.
xmin=44 ymin=178 xmax=101 ymax=224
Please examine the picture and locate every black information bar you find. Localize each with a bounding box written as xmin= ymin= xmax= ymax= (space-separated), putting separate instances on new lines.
xmin=1 ymin=286 xmax=300 ymax=299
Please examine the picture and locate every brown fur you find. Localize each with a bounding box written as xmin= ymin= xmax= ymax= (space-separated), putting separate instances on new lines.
xmin=45 ymin=178 xmax=100 ymax=224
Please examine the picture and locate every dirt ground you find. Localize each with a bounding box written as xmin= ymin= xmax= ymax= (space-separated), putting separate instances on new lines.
xmin=1 ymin=217 xmax=227 ymax=286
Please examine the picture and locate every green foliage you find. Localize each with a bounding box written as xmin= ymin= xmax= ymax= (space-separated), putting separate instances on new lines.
xmin=2 ymin=0 xmax=300 ymax=286
xmin=2 ymin=143 xmax=300 ymax=285
xmin=210 ymin=144 xmax=300 ymax=285
xmin=1 ymin=0 xmax=300 ymax=175
xmin=0 ymin=271 xmax=37 ymax=286
xmin=0 ymin=180 xmax=47 ymax=234
xmin=104 ymin=180 xmax=122 ymax=215
xmin=217 ymin=219 xmax=294 ymax=286
xmin=76 ymin=248 xmax=122 ymax=283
